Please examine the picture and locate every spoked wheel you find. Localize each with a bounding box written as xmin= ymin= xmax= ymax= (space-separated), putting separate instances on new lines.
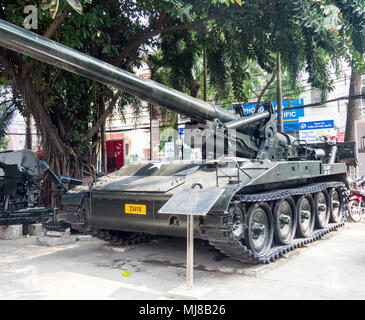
xmin=273 ymin=196 xmax=297 ymax=245
xmin=244 ymin=202 xmax=274 ymax=257
xmin=314 ymin=190 xmax=330 ymax=229
xmin=295 ymin=194 xmax=315 ymax=238
xmin=329 ymin=188 xmax=343 ymax=223
xmin=348 ymin=199 xmax=362 ymax=222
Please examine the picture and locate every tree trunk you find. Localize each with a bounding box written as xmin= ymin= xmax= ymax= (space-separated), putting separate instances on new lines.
xmin=25 ymin=113 xmax=32 ymax=150
xmin=345 ymin=68 xmax=362 ymax=142
xmin=17 ymin=76 xmax=73 ymax=206
xmin=254 ymin=72 xmax=276 ymax=113
xmin=19 ymin=76 xmax=66 ymax=156
xmin=190 ymin=82 xmax=201 ymax=99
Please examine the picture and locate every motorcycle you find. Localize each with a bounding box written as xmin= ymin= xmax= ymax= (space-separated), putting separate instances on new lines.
xmin=347 ymin=176 xmax=365 ymax=222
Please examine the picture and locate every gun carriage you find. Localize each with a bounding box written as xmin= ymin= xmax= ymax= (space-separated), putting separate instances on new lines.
xmin=0 ymin=150 xmax=48 ymax=225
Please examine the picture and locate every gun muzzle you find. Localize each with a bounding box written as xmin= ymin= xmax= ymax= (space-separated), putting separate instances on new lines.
xmin=59 ymin=175 xmax=83 ymax=186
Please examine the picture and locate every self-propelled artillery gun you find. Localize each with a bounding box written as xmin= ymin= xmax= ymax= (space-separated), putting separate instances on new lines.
xmin=0 ymin=19 xmax=357 ymax=263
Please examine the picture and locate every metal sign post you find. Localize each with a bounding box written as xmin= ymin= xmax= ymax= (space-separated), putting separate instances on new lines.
xmin=186 ymin=214 xmax=194 ymax=289
xmin=158 ymin=187 xmax=224 ymax=290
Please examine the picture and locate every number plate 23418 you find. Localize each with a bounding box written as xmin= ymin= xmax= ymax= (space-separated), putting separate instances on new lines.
xmin=125 ymin=204 xmax=146 ymax=215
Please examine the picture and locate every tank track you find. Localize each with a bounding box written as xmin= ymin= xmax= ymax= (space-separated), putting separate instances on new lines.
xmin=200 ymin=181 xmax=347 ymax=264
xmin=90 ymin=228 xmax=163 ymax=246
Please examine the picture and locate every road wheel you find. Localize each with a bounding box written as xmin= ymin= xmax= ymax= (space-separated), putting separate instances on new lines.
xmin=348 ymin=199 xmax=362 ymax=222
xmin=314 ymin=190 xmax=330 ymax=229
xmin=273 ymin=196 xmax=297 ymax=245
xmin=329 ymin=188 xmax=343 ymax=223
xmin=296 ymin=194 xmax=315 ymax=238
xmin=244 ymin=202 xmax=274 ymax=257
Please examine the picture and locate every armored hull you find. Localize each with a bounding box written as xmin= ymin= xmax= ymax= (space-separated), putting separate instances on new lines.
xmin=67 ymin=158 xmax=349 ymax=263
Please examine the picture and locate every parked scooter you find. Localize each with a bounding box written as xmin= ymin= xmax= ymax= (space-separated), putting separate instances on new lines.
xmin=348 ymin=176 xmax=365 ymax=222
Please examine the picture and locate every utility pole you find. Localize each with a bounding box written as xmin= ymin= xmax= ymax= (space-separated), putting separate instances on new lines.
xmin=100 ymin=124 xmax=106 ymax=172
xmin=203 ymin=46 xmax=207 ymax=102
xmin=276 ymin=52 xmax=283 ymax=133
xmin=345 ymin=68 xmax=362 ymax=142
xmin=149 ymin=105 xmax=152 ymax=161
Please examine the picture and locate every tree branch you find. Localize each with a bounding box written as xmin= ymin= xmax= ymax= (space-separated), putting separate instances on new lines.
xmin=44 ymin=10 xmax=68 ymax=38
xmin=0 ymin=51 xmax=16 ymax=79
xmin=21 ymin=10 xmax=69 ymax=79
xmin=156 ymin=10 xmax=169 ymax=30
xmin=84 ymin=90 xmax=122 ymax=142
xmin=113 ymin=13 xmax=228 ymax=66
xmin=254 ymin=72 xmax=276 ymax=113
xmin=112 ymin=4 xmax=276 ymax=67
xmin=18 ymin=76 xmax=66 ymax=155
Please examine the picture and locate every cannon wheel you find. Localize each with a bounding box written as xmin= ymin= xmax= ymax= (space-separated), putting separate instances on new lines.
xmin=295 ymin=194 xmax=315 ymax=238
xmin=244 ymin=202 xmax=274 ymax=257
xmin=273 ymin=196 xmax=297 ymax=245
xmin=329 ymin=188 xmax=343 ymax=223
xmin=314 ymin=190 xmax=330 ymax=229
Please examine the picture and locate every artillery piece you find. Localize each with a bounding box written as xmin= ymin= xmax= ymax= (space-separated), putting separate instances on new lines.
xmin=0 ymin=150 xmax=48 ymax=225
xmin=0 ymin=19 xmax=357 ymax=263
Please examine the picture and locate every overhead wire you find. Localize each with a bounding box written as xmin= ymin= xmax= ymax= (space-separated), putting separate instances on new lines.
xmin=215 ymin=70 xmax=353 ymax=107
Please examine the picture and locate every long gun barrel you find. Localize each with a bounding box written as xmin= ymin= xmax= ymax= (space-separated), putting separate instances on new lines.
xmin=0 ymin=19 xmax=236 ymax=125
xmin=225 ymin=111 xmax=271 ymax=130
xmin=39 ymin=161 xmax=82 ymax=187
xmin=39 ymin=160 xmax=64 ymax=187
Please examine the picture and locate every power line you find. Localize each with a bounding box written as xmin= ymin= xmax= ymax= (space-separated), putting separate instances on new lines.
xmin=215 ymin=72 xmax=353 ymax=106
xmin=6 ymin=132 xmax=39 ymax=136
xmin=284 ymin=94 xmax=365 ymax=110
xmin=106 ymin=94 xmax=365 ymax=133
xmin=220 ymin=84 xmax=344 ymax=106
xmin=106 ymin=122 xmax=189 ymax=133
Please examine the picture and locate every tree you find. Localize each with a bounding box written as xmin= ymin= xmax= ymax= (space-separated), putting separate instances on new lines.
xmin=290 ymin=1 xmax=365 ymax=143
xmin=0 ymin=1 xmax=143 ymax=174
xmin=212 ymin=0 xmax=365 ymax=140
xmin=0 ymin=1 xmax=143 ymax=203
xmin=0 ymin=0 xmax=266 ymax=178
xmin=335 ymin=1 xmax=365 ymax=142
xmin=0 ymin=1 xmax=241 ymax=178
xmin=206 ymin=1 xmax=345 ymax=103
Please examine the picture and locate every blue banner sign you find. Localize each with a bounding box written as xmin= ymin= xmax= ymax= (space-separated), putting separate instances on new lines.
xmin=232 ymin=99 xmax=304 ymax=132
xmin=299 ymin=120 xmax=334 ymax=131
